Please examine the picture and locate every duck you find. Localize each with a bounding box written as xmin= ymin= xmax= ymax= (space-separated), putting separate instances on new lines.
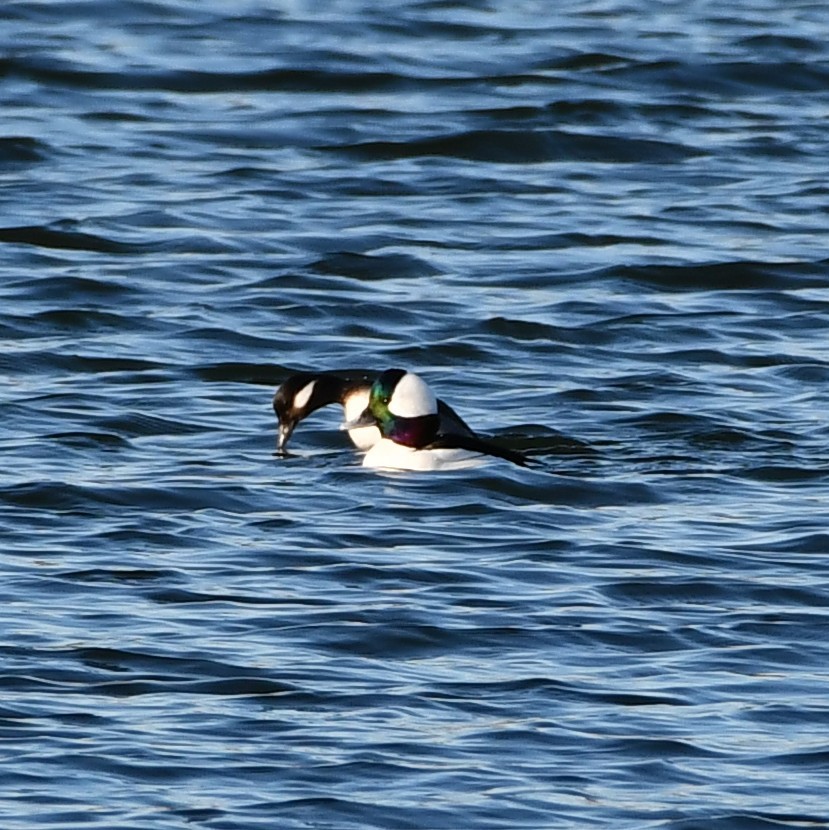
xmin=273 ymin=370 xmax=475 ymax=453
xmin=274 ymin=371 xmax=375 ymax=452
xmin=340 ymin=368 xmax=530 ymax=471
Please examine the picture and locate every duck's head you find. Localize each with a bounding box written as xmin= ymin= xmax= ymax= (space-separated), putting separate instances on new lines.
xmin=342 ymin=368 xmax=440 ymax=448
xmin=273 ymin=372 xmax=335 ymax=451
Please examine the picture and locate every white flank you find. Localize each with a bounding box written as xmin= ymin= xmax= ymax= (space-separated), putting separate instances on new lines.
xmin=293 ymin=379 xmax=317 ymax=411
xmin=388 ymin=372 xmax=437 ymax=418
xmin=362 ymin=439 xmax=484 ymax=471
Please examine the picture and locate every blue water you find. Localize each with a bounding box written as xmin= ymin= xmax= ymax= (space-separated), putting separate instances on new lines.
xmin=3 ymin=1 xmax=829 ymax=828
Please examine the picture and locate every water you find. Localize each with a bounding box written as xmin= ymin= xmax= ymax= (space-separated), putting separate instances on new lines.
xmin=2 ymin=1 xmax=829 ymax=827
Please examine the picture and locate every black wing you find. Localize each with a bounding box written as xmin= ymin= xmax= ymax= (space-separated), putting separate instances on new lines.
xmin=426 ymin=432 xmax=531 ymax=467
xmin=436 ymin=398 xmax=476 ymax=438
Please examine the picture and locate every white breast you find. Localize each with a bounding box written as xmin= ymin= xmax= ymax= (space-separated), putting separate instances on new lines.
xmin=362 ymin=438 xmax=485 ymax=471
xmin=342 ymin=389 xmax=380 ymax=450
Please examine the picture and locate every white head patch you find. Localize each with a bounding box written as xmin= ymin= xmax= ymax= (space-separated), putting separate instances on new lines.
xmin=388 ymin=372 xmax=437 ymax=418
xmin=293 ymin=379 xmax=317 ymax=411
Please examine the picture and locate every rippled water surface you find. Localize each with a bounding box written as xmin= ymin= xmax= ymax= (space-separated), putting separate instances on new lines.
xmin=3 ymin=1 xmax=829 ymax=828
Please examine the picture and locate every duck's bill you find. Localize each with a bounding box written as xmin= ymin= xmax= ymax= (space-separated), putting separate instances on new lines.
xmin=340 ymin=409 xmax=376 ymax=431
xmin=276 ymin=422 xmax=294 ymax=452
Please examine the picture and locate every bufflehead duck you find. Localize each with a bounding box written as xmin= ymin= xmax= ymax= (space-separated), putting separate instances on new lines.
xmin=341 ymin=368 xmax=529 ymax=471
xmin=274 ymin=372 xmax=376 ymax=452
xmin=273 ymin=371 xmax=475 ymax=453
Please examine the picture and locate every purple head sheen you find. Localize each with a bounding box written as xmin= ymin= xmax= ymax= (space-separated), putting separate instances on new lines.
xmin=386 ymin=413 xmax=440 ymax=448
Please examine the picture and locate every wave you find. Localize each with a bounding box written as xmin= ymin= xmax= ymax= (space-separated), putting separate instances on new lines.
xmin=331 ymin=128 xmax=699 ymax=164
xmin=0 ymin=224 xmax=145 ymax=254
xmin=600 ymin=258 xmax=829 ymax=291
xmin=0 ymin=136 xmax=50 ymax=165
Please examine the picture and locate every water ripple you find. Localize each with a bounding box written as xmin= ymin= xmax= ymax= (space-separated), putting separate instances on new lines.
xmin=2 ymin=2 xmax=829 ymax=829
